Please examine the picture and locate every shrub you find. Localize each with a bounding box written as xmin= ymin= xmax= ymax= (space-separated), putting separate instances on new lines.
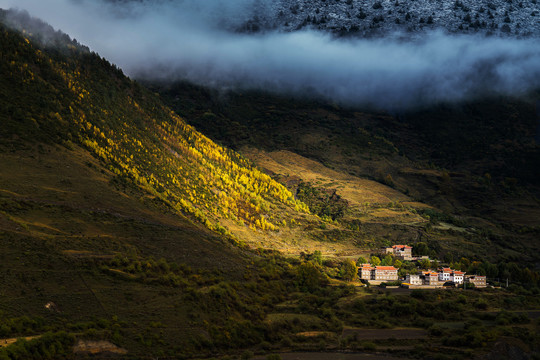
xmin=297 ymin=261 xmax=327 ymax=292
xmin=383 ymin=174 xmax=394 ymax=187
xmin=475 ymin=298 xmax=488 ymax=310
xmin=362 ymin=341 xmax=377 ymax=350
xmin=339 ymin=260 xmax=358 ymax=282
xmin=352 ymin=299 xmax=366 ymax=312
xmin=356 ymin=256 xmax=368 ymax=265
xmin=0 ymin=331 xmax=75 ymax=359
xmin=411 ymin=289 xmax=428 ymax=300
xmin=429 ymin=326 xmax=444 ymax=336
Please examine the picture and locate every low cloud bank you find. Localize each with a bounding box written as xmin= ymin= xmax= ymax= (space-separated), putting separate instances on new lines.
xmin=2 ymin=0 xmax=539 ymax=109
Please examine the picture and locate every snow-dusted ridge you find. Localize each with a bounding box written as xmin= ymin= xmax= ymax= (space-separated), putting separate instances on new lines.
xmin=243 ymin=0 xmax=539 ymax=37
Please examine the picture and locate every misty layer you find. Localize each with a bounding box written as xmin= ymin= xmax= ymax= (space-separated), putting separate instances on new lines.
xmin=2 ymin=0 xmax=539 ymax=109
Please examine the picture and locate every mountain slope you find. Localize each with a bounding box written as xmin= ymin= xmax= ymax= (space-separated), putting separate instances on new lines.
xmin=149 ymin=80 xmax=540 ymax=266
xmin=0 ymin=9 xmax=314 ymax=248
xmin=1 ymin=9 xmax=540 ymax=360
xmin=0 ymin=13 xmax=285 ymax=357
xmin=2 ymin=9 xmax=447 ymax=257
xmin=0 ymin=12 xmax=313 ymax=358
xmin=0 ymin=143 xmax=246 ymax=272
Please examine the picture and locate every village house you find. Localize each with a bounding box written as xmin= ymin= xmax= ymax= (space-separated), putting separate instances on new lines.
xmin=438 ymin=268 xmax=453 ymax=282
xmin=436 ymin=268 xmax=465 ymax=284
xmin=384 ymin=245 xmax=413 ymax=261
xmin=358 ymin=264 xmax=398 ymax=283
xmin=359 ymin=264 xmax=374 ymax=281
xmin=452 ymin=270 xmax=465 ymax=284
xmin=465 ymin=275 xmax=487 ymax=288
xmin=361 ymin=255 xmax=480 ymax=289
xmin=437 ymin=268 xmax=466 ymax=284
xmin=422 ymin=271 xmax=439 ymax=286
xmin=404 ymin=274 xmax=423 ymax=285
xmin=374 ymin=266 xmax=399 ymax=281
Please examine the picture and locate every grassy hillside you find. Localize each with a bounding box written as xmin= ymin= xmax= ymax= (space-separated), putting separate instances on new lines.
xmin=0 ymin=10 xmax=318 ymax=248
xmin=0 ymin=11 xmax=292 ymax=358
xmin=1 ymin=9 xmax=449 ymax=258
xmin=0 ymin=11 xmax=343 ymax=359
xmin=150 ymin=81 xmax=540 ymax=266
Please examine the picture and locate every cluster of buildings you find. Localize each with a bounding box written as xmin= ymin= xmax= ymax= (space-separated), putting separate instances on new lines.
xmin=404 ymin=268 xmax=486 ymax=288
xmin=405 ymin=268 xmax=464 ymax=286
xmin=358 ymin=244 xmax=487 ymax=288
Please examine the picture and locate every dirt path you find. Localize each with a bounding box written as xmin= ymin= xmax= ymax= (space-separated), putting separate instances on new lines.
xmin=0 ymin=335 xmax=40 ymax=348
xmin=342 ymin=328 xmax=428 ymax=340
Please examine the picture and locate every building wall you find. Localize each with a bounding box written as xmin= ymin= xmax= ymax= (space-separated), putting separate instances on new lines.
xmin=439 ymin=273 xmax=451 ymax=281
xmin=393 ymin=247 xmax=412 ymax=260
xmin=424 ymin=275 xmax=439 ymax=285
xmin=385 ymin=246 xmax=413 ymax=260
xmin=375 ymin=270 xmax=398 ymax=281
xmin=359 ymin=269 xmax=372 ymax=280
xmin=405 ymin=274 xmax=422 ymax=285
xmin=466 ymin=276 xmax=487 ymax=287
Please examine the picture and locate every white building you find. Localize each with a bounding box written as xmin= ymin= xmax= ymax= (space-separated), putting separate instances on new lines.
xmin=438 ymin=268 xmax=452 ymax=282
xmin=404 ymin=274 xmax=423 ymax=285
xmin=438 ymin=268 xmax=466 ymax=284
xmin=451 ymin=271 xmax=465 ymax=284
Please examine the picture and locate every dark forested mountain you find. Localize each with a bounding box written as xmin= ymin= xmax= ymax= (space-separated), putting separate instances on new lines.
xmin=0 ymin=8 xmax=539 ymax=360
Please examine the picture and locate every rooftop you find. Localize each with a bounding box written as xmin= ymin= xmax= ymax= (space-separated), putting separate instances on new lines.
xmin=392 ymin=245 xmax=412 ymax=249
xmin=376 ymin=266 xmax=398 ymax=270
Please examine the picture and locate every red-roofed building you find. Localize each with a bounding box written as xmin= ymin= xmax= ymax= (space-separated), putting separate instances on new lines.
xmin=438 ymin=268 xmax=453 ymax=282
xmin=452 ymin=271 xmax=465 ymax=284
xmin=357 ymin=264 xmax=398 ymax=282
xmin=385 ymin=245 xmax=413 ymax=260
xmin=358 ymin=264 xmax=374 ymax=281
xmin=374 ymin=266 xmax=398 ymax=281
xmin=423 ymin=271 xmax=439 ymax=285
xmin=437 ymin=268 xmax=466 ymax=284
